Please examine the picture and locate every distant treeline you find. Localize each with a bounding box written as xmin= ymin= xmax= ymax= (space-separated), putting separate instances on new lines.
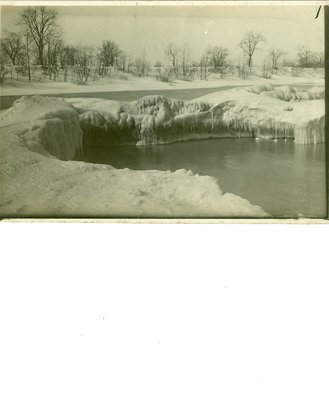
xmin=0 ymin=6 xmax=324 ymax=83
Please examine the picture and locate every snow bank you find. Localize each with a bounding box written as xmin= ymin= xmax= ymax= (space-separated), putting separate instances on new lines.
xmin=245 ymin=83 xmax=274 ymax=94
xmin=0 ymin=95 xmax=268 ymax=217
xmin=243 ymin=83 xmax=324 ymax=101
xmin=195 ymin=85 xmax=325 ymax=144
xmin=259 ymin=85 xmax=324 ymax=102
xmin=1 ymin=96 xmax=83 ymax=161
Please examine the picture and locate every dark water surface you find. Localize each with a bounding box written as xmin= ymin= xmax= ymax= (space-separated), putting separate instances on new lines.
xmin=75 ymin=138 xmax=326 ymax=218
xmin=0 ymin=85 xmax=240 ymax=110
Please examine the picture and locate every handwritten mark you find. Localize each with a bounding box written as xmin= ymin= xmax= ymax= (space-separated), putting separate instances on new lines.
xmin=315 ymin=6 xmax=322 ymax=19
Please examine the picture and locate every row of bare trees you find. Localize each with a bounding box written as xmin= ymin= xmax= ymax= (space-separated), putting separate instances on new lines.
xmin=162 ymin=32 xmax=277 ymax=81
xmin=0 ymin=7 xmax=325 ymax=84
xmin=0 ymin=6 xmax=153 ymax=83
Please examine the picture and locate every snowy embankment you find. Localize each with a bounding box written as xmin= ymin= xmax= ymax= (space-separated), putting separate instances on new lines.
xmin=67 ymin=83 xmax=324 ymax=147
xmin=0 ymin=96 xmax=268 ymax=217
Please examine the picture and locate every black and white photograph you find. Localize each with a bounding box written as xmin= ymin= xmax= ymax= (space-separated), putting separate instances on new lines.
xmin=0 ymin=1 xmax=327 ymax=219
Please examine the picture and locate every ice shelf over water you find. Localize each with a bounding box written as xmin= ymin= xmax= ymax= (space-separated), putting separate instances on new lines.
xmin=0 ymin=95 xmax=269 ymax=217
xmin=67 ymin=83 xmax=324 ymax=146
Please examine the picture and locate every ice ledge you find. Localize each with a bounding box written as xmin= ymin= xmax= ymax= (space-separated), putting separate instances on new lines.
xmin=67 ymin=84 xmax=325 ymax=146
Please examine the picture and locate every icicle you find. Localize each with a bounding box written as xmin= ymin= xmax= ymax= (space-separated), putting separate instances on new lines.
xmin=294 ymin=118 xmax=324 ymax=145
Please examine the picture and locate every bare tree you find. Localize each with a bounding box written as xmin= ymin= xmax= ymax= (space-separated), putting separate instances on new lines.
xmin=134 ymin=51 xmax=150 ymax=77
xmin=98 ymin=40 xmax=121 ymax=68
xmin=19 ymin=6 xmax=59 ymax=67
xmin=74 ymin=45 xmax=94 ymax=83
xmin=209 ymin=46 xmax=229 ymax=78
xmin=59 ymin=45 xmax=77 ymax=68
xmin=45 ymin=36 xmax=63 ymax=80
xmin=238 ymin=31 xmax=266 ymax=68
xmin=117 ymin=50 xmax=129 ymax=72
xmin=262 ymin=60 xmax=271 ymax=79
xmin=312 ymin=51 xmax=324 ymax=67
xmin=165 ymin=43 xmax=179 ymax=72
xmin=0 ymin=51 xmax=10 ymax=82
xmin=199 ymin=48 xmax=212 ymax=80
xmin=22 ymin=29 xmax=32 ymax=81
xmin=126 ymin=53 xmax=133 ymax=73
xmin=268 ymin=48 xmax=285 ymax=70
xmin=297 ymin=46 xmax=314 ymax=67
xmin=237 ymin=59 xmax=250 ymax=80
xmin=0 ymin=31 xmax=24 ymax=66
xmin=180 ymin=42 xmax=191 ymax=79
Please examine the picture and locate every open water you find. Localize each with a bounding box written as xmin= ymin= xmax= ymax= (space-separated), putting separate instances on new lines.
xmin=75 ymin=137 xmax=326 ymax=217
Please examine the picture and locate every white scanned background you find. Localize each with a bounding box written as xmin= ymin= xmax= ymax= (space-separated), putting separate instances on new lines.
xmin=0 ymin=223 xmax=328 ymax=400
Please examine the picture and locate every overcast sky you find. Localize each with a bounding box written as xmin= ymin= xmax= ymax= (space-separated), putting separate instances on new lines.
xmin=0 ymin=5 xmax=324 ymax=64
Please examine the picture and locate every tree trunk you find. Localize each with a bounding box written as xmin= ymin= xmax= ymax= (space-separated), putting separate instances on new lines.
xmin=26 ymin=36 xmax=31 ymax=82
xmin=39 ymin=44 xmax=44 ymax=67
xmin=27 ymin=56 xmax=31 ymax=82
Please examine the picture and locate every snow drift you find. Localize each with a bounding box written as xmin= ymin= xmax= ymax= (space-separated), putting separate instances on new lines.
xmin=2 ymin=96 xmax=83 ymax=160
xmin=68 ymin=83 xmax=324 ymax=146
xmin=0 ymin=95 xmax=268 ymax=217
xmin=192 ymin=85 xmax=324 ymax=144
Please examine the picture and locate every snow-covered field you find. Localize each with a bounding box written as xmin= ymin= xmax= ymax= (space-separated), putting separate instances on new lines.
xmin=0 ymin=69 xmax=324 ymax=97
xmin=0 ymin=96 xmax=268 ymax=218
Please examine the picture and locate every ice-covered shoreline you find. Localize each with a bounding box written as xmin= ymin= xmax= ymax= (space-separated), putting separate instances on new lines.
xmin=0 ymin=95 xmax=269 ymax=218
xmin=67 ymin=83 xmax=324 ymax=147
xmin=0 ymin=82 xmax=324 ymax=217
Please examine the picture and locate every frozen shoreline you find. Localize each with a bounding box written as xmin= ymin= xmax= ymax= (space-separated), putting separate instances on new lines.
xmin=67 ymin=83 xmax=324 ymax=146
xmin=0 ymin=95 xmax=269 ymax=218
xmin=0 ymin=79 xmax=324 ymax=218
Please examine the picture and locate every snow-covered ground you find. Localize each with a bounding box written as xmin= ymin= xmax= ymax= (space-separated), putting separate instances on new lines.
xmin=0 ymin=69 xmax=324 ymax=96
xmin=0 ymin=96 xmax=268 ymax=218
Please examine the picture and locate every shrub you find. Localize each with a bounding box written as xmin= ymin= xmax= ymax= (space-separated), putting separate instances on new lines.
xmin=155 ymin=68 xmax=175 ymax=83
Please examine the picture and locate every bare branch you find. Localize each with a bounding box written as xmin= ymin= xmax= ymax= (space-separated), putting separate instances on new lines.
xmin=19 ymin=6 xmax=59 ymax=67
xmin=238 ymin=31 xmax=266 ymax=68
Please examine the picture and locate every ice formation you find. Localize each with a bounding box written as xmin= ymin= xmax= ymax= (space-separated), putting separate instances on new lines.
xmin=67 ymin=83 xmax=324 ymax=147
xmin=1 ymin=84 xmax=324 ymax=217
xmin=2 ymin=96 xmax=83 ymax=160
xmin=0 ymin=95 xmax=268 ymax=217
